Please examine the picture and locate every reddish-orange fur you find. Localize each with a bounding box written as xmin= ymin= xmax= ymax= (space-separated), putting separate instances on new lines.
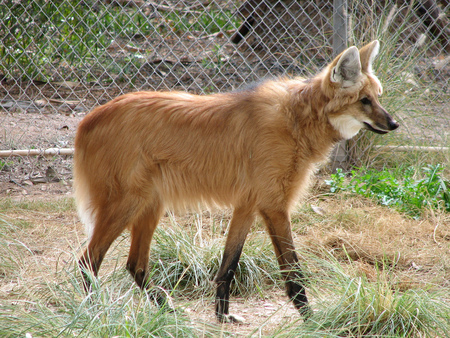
xmin=74 ymin=41 xmax=398 ymax=322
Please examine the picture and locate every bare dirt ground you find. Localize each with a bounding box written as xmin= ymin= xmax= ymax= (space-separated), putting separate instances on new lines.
xmin=1 ymin=180 xmax=449 ymax=336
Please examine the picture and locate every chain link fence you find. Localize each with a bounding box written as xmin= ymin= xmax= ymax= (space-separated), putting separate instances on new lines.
xmin=1 ymin=0 xmax=449 ymax=191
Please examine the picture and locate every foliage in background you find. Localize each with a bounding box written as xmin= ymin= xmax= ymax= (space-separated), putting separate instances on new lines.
xmin=0 ymin=0 xmax=240 ymax=82
xmin=326 ymin=164 xmax=450 ymax=217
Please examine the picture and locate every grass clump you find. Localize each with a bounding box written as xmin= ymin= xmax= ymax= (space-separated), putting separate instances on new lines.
xmin=326 ymin=164 xmax=449 ymax=217
xmin=314 ymin=277 xmax=448 ymax=337
xmin=0 ymin=274 xmax=206 ymax=337
xmin=305 ymin=277 xmax=450 ymax=337
xmin=149 ymin=215 xmax=280 ymax=298
xmin=269 ymin=251 xmax=450 ymax=338
xmin=0 ymin=209 xmax=224 ymax=337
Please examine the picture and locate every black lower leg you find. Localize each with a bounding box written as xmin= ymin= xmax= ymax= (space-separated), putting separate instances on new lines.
xmin=214 ymin=207 xmax=254 ymax=322
xmin=80 ymin=269 xmax=93 ymax=293
xmin=260 ymin=208 xmax=312 ymax=319
xmin=215 ymin=252 xmax=241 ymax=322
xmin=215 ymin=279 xmax=232 ymax=322
xmin=285 ymin=269 xmax=312 ymax=318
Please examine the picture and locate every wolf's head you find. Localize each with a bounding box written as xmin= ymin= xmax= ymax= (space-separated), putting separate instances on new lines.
xmin=324 ymin=40 xmax=399 ymax=140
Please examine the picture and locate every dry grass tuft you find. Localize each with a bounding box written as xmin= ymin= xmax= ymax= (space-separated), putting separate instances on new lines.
xmin=293 ymin=191 xmax=450 ymax=293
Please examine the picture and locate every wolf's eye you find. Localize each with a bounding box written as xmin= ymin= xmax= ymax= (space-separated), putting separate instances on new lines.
xmin=360 ymin=97 xmax=371 ymax=105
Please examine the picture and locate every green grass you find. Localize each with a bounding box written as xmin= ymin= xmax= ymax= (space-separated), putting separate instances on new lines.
xmin=326 ymin=164 xmax=450 ymax=218
xmin=165 ymin=8 xmax=238 ymax=36
xmin=0 ymin=196 xmax=75 ymax=214
xmin=0 ymin=206 xmax=224 ymax=337
xmin=0 ymin=0 xmax=148 ymax=81
xmin=0 ymin=160 xmax=13 ymax=171
xmin=0 ymin=214 xmax=29 ymax=278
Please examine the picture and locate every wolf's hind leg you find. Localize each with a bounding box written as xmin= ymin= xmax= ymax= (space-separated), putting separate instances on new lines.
xmin=126 ymin=202 xmax=162 ymax=289
xmin=125 ymin=201 xmax=173 ymax=308
xmin=78 ymin=204 xmax=131 ymax=293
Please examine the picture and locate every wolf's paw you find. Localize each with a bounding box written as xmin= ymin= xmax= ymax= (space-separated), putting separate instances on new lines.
xmin=300 ymin=305 xmax=313 ymax=321
xmin=219 ymin=313 xmax=245 ymax=324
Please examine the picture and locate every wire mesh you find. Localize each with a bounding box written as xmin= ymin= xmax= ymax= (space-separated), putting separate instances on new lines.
xmin=0 ymin=0 xmax=449 ymax=188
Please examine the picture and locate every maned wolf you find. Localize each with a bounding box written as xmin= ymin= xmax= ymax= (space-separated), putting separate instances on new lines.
xmin=74 ymin=40 xmax=398 ymax=322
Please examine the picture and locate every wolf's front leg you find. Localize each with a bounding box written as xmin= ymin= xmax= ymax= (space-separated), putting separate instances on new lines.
xmin=260 ymin=208 xmax=312 ymax=319
xmin=214 ymin=207 xmax=254 ymax=323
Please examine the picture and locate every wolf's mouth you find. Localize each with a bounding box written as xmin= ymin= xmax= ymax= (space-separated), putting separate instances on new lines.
xmin=364 ymin=122 xmax=388 ymax=134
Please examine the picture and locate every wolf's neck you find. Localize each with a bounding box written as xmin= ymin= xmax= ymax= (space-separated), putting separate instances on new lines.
xmin=289 ymin=83 xmax=342 ymax=163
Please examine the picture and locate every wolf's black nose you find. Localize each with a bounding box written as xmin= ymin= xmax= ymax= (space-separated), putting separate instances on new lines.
xmin=389 ymin=120 xmax=399 ymax=130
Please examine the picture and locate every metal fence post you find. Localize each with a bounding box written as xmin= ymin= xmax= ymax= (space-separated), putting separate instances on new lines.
xmin=333 ymin=0 xmax=348 ymax=55
xmin=331 ymin=0 xmax=348 ymax=171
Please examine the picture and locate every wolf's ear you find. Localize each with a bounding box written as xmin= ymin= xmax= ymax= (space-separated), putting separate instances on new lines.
xmin=359 ymin=40 xmax=380 ymax=73
xmin=330 ymin=46 xmax=361 ymax=88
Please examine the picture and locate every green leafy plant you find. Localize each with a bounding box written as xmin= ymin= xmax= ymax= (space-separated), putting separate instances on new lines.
xmin=0 ymin=160 xmax=13 ymax=171
xmin=0 ymin=0 xmax=153 ymax=81
xmin=164 ymin=8 xmax=239 ymax=35
xmin=0 ymin=1 xmax=241 ymax=83
xmin=326 ymin=165 xmax=450 ymax=217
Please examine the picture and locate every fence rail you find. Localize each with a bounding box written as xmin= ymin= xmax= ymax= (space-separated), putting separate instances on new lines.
xmin=1 ymin=0 xmax=449 ymax=185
